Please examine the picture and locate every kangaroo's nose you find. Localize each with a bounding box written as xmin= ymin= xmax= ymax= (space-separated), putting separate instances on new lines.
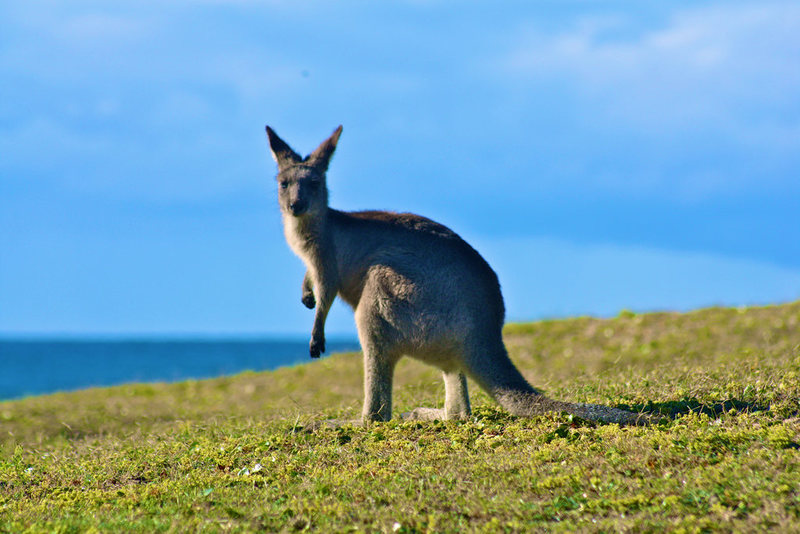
xmin=289 ymin=200 xmax=307 ymax=215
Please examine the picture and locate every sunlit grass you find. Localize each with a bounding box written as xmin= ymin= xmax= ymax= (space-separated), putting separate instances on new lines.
xmin=2 ymin=301 xmax=799 ymax=531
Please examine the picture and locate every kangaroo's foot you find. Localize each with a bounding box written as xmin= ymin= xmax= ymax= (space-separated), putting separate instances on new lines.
xmin=401 ymin=407 xmax=447 ymax=421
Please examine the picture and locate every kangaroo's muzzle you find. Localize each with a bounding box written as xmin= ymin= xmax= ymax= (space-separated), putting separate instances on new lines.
xmin=289 ymin=200 xmax=308 ymax=216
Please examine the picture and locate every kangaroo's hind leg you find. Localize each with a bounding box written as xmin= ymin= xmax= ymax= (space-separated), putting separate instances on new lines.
xmin=360 ymin=344 xmax=398 ymax=422
xmin=355 ymin=300 xmax=402 ymax=422
xmin=444 ymin=371 xmax=471 ymax=419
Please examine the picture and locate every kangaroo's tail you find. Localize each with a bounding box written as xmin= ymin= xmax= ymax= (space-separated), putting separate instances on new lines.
xmin=496 ymin=389 xmax=653 ymax=425
xmin=467 ymin=345 xmax=654 ymax=426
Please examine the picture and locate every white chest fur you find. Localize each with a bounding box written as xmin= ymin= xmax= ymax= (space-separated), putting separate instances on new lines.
xmin=282 ymin=214 xmax=317 ymax=266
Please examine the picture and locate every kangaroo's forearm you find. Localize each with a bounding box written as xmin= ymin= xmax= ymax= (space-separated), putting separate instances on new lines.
xmin=301 ymin=271 xmax=315 ymax=309
xmin=308 ymin=270 xmax=338 ymax=358
xmin=312 ymin=283 xmax=336 ymax=333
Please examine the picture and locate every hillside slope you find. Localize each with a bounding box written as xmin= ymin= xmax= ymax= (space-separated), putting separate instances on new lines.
xmin=2 ymin=301 xmax=799 ymax=532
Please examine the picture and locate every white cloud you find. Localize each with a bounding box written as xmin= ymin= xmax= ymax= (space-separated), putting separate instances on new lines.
xmin=500 ymin=3 xmax=800 ymax=132
xmin=492 ymin=2 xmax=800 ymax=199
xmin=2 ymin=1 xmax=797 ymax=204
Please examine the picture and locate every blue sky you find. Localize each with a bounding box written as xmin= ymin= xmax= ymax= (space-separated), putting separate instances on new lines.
xmin=1 ymin=1 xmax=798 ymax=336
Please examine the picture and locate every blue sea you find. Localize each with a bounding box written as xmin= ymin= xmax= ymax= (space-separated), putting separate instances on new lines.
xmin=0 ymin=338 xmax=361 ymax=401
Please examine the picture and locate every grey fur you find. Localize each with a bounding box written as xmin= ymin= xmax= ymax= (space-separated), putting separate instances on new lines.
xmin=266 ymin=125 xmax=652 ymax=426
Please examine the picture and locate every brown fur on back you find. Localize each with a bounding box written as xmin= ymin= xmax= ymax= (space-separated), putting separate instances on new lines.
xmin=347 ymin=210 xmax=459 ymax=240
xmin=332 ymin=209 xmax=505 ymax=322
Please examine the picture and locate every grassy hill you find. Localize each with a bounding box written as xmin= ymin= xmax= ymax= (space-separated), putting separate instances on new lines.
xmin=2 ymin=301 xmax=799 ymax=532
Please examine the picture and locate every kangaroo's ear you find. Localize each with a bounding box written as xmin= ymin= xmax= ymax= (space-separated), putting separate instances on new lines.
xmin=306 ymin=125 xmax=343 ymax=172
xmin=266 ymin=126 xmax=302 ymax=168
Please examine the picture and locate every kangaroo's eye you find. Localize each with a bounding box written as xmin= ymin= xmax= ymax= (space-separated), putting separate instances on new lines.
xmin=279 ymin=181 xmax=288 ymax=189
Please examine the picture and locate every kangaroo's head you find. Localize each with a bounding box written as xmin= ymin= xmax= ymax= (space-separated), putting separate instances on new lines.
xmin=266 ymin=125 xmax=342 ymax=218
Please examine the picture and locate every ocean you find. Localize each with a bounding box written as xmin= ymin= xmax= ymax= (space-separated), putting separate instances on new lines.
xmin=0 ymin=338 xmax=361 ymax=401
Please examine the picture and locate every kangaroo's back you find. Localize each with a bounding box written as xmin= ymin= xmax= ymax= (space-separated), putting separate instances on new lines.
xmin=328 ymin=209 xmax=506 ymax=340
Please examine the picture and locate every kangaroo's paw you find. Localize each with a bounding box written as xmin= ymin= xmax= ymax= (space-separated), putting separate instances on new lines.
xmin=301 ymin=292 xmax=316 ymax=309
xmin=309 ymin=336 xmax=325 ymax=358
xmin=401 ymin=407 xmax=447 ymax=421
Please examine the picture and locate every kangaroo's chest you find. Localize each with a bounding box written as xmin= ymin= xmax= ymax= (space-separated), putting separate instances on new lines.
xmin=283 ymin=216 xmax=324 ymax=268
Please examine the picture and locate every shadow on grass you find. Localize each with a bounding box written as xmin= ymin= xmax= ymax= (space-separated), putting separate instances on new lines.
xmin=621 ymin=397 xmax=770 ymax=420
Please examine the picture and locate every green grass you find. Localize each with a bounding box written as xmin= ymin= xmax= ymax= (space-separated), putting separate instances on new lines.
xmin=2 ymin=301 xmax=800 ymax=532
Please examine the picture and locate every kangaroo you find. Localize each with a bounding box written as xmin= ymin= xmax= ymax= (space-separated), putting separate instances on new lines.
xmin=266 ymin=125 xmax=649 ymax=425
